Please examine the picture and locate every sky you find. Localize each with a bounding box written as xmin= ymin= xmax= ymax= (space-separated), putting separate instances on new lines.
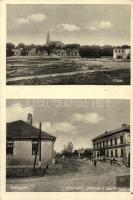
xmin=6 ymin=99 xmax=130 ymax=152
xmin=7 ymin=4 xmax=130 ymax=46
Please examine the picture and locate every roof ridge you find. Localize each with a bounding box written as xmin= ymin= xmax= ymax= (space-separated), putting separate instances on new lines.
xmin=92 ymin=124 xmax=130 ymax=141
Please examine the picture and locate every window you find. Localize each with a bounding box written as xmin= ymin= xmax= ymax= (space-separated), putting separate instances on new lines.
xmin=100 ymin=142 xmax=101 ymax=148
xmin=114 ymin=138 xmax=117 ymax=145
xmin=7 ymin=142 xmax=13 ymax=155
xmin=115 ymin=149 xmax=118 ymax=157
xmin=106 ymin=150 xmax=109 ymax=157
xmin=106 ymin=140 xmax=108 ymax=147
xmin=115 ymin=49 xmax=117 ymax=53
xmin=103 ymin=141 xmax=105 ymax=147
xmin=120 ymin=136 xmax=124 ymax=144
xmin=121 ymin=148 xmax=124 ymax=157
xmin=110 ymin=139 xmax=113 ymax=146
xmin=111 ymin=150 xmax=113 ymax=157
xmin=32 ymin=141 xmax=38 ymax=155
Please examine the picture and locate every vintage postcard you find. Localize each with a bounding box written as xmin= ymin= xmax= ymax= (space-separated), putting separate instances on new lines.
xmin=0 ymin=0 xmax=132 ymax=200
xmin=6 ymin=99 xmax=130 ymax=192
xmin=6 ymin=3 xmax=131 ymax=85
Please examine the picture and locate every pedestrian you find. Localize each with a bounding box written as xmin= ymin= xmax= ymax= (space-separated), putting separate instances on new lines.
xmin=94 ymin=159 xmax=97 ymax=168
xmin=110 ymin=158 xmax=112 ymax=165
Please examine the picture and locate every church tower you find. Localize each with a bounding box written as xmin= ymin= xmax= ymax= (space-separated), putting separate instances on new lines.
xmin=46 ymin=32 xmax=50 ymax=46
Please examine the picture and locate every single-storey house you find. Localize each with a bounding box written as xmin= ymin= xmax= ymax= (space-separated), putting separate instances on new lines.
xmin=51 ymin=49 xmax=66 ymax=56
xmin=36 ymin=50 xmax=48 ymax=56
xmin=6 ymin=114 xmax=56 ymax=166
xmin=12 ymin=48 xmax=23 ymax=56
xmin=42 ymin=50 xmax=48 ymax=56
xmin=28 ymin=48 xmax=36 ymax=55
xmin=51 ymin=48 xmax=80 ymax=57
xmin=70 ymin=49 xmax=80 ymax=56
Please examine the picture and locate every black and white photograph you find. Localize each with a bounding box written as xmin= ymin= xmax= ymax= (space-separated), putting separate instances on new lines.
xmin=6 ymin=99 xmax=130 ymax=192
xmin=6 ymin=4 xmax=130 ymax=85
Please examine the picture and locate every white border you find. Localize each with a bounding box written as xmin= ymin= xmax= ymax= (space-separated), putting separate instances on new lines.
xmin=0 ymin=0 xmax=133 ymax=200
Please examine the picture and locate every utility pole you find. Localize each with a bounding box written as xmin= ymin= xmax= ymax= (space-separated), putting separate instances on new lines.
xmin=39 ymin=122 xmax=42 ymax=176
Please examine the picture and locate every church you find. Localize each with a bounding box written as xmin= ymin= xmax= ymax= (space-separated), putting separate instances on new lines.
xmin=46 ymin=32 xmax=64 ymax=48
xmin=46 ymin=32 xmax=80 ymax=57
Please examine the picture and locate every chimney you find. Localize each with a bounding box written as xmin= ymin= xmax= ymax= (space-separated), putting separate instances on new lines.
xmin=122 ymin=124 xmax=127 ymax=128
xmin=27 ymin=113 xmax=32 ymax=125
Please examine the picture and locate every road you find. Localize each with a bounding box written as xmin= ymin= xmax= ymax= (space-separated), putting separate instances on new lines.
xmin=6 ymin=160 xmax=130 ymax=192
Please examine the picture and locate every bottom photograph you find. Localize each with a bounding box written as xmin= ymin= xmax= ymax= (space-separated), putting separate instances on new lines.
xmin=6 ymin=99 xmax=130 ymax=192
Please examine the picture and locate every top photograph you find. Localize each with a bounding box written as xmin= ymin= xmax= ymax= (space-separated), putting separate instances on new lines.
xmin=6 ymin=4 xmax=131 ymax=85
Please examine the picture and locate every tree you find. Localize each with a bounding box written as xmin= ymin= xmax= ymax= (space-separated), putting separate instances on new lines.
xmin=28 ymin=44 xmax=36 ymax=50
xmin=66 ymin=142 xmax=74 ymax=158
xmin=47 ymin=43 xmax=56 ymax=55
xmin=16 ymin=43 xmax=25 ymax=50
xmin=101 ymin=45 xmax=113 ymax=57
xmin=64 ymin=44 xmax=80 ymax=50
xmin=62 ymin=142 xmax=74 ymax=158
xmin=73 ymin=149 xmax=79 ymax=158
xmin=79 ymin=45 xmax=101 ymax=58
xmin=16 ymin=43 xmax=27 ymax=56
xmin=36 ymin=45 xmax=43 ymax=52
xmin=42 ymin=45 xmax=48 ymax=51
xmin=6 ymin=42 xmax=15 ymax=57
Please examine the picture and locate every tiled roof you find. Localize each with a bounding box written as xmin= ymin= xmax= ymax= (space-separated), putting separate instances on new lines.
xmin=92 ymin=124 xmax=130 ymax=141
xmin=6 ymin=120 xmax=56 ymax=141
xmin=29 ymin=48 xmax=36 ymax=52
xmin=12 ymin=49 xmax=21 ymax=53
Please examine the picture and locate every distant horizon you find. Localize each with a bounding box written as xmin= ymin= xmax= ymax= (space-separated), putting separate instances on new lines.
xmin=7 ymin=40 xmax=130 ymax=47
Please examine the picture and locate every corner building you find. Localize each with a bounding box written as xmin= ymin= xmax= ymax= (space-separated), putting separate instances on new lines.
xmin=92 ymin=124 xmax=130 ymax=164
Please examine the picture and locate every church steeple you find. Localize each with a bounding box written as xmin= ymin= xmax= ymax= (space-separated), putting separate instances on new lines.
xmin=46 ymin=31 xmax=50 ymax=46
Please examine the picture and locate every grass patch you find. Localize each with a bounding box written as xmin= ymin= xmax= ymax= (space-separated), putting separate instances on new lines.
xmin=7 ymin=68 xmax=130 ymax=85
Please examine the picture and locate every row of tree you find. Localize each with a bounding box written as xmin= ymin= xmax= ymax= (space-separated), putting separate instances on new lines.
xmin=6 ymin=42 xmax=130 ymax=58
xmin=55 ymin=142 xmax=92 ymax=159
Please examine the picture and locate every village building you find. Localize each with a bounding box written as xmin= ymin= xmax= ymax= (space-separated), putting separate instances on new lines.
xmin=6 ymin=114 xmax=56 ymax=166
xmin=12 ymin=48 xmax=23 ymax=56
xmin=113 ymin=48 xmax=130 ymax=59
xmin=92 ymin=124 xmax=130 ymax=165
xmin=78 ymin=147 xmax=93 ymax=159
xmin=78 ymin=147 xmax=85 ymax=158
xmin=28 ymin=48 xmax=36 ymax=55
xmin=36 ymin=49 xmax=48 ymax=56
xmin=66 ymin=49 xmax=80 ymax=57
xmin=51 ymin=49 xmax=67 ymax=56
xmin=36 ymin=50 xmax=42 ymax=56
xmin=42 ymin=50 xmax=48 ymax=56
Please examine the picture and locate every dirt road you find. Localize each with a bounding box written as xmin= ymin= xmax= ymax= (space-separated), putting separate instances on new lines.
xmin=6 ymin=160 xmax=129 ymax=192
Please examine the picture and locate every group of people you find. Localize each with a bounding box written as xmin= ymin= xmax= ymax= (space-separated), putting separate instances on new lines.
xmin=92 ymin=156 xmax=129 ymax=168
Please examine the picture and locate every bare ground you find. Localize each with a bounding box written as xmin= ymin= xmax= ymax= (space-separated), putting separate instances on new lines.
xmin=6 ymin=160 xmax=130 ymax=192
xmin=6 ymin=56 xmax=130 ymax=85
